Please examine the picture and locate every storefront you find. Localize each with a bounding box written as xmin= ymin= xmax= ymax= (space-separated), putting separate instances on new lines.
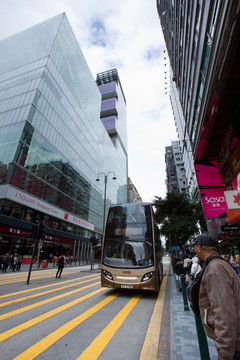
xmin=0 ymin=186 xmax=99 ymax=264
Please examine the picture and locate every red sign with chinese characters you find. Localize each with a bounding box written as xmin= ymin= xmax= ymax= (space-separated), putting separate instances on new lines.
xmin=234 ymin=192 xmax=240 ymax=206
xmin=42 ymin=234 xmax=74 ymax=244
xmin=0 ymin=225 xmax=32 ymax=237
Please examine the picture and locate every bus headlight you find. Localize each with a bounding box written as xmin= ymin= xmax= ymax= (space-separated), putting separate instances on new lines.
xmin=141 ymin=271 xmax=154 ymax=282
xmin=102 ymin=269 xmax=113 ymax=281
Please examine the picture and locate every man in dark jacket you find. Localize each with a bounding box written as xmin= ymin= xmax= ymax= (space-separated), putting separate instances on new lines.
xmin=192 ymin=234 xmax=240 ymax=360
xmin=56 ymin=255 xmax=64 ymax=278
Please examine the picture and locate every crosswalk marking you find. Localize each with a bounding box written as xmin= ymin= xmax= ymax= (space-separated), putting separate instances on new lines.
xmin=0 ymin=276 xmax=99 ymax=307
xmin=12 ymin=292 xmax=119 ymax=360
xmin=0 ymin=269 xmax=168 ymax=359
xmin=77 ymin=294 xmax=141 ymax=360
xmin=0 ymin=273 xmax=98 ymax=294
xmin=0 ymin=269 xmax=82 ymax=285
xmin=0 ymin=281 xmax=100 ymax=322
xmin=0 ymin=286 xmax=105 ymax=342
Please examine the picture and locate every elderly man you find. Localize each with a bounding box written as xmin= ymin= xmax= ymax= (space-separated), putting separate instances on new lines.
xmin=192 ymin=234 xmax=240 ymax=360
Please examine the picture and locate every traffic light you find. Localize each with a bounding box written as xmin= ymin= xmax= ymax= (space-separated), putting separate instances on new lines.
xmin=89 ymin=237 xmax=98 ymax=246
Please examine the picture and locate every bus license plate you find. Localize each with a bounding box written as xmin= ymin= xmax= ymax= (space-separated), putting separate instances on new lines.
xmin=121 ymin=285 xmax=133 ymax=289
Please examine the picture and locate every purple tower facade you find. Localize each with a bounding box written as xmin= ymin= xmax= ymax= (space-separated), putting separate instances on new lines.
xmin=96 ymin=69 xmax=128 ymax=203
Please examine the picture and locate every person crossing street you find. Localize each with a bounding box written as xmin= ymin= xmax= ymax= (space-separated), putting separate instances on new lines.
xmin=56 ymin=255 xmax=64 ymax=278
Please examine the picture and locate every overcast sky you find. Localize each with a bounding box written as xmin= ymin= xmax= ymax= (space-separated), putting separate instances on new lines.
xmin=0 ymin=0 xmax=177 ymax=202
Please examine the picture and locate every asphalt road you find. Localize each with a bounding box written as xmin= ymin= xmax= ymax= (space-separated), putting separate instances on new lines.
xmin=0 ymin=259 xmax=170 ymax=360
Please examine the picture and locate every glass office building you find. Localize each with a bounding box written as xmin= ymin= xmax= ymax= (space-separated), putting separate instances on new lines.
xmin=0 ymin=13 xmax=128 ymax=260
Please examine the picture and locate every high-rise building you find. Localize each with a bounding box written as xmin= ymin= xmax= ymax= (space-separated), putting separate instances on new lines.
xmin=127 ymin=177 xmax=142 ymax=203
xmin=157 ymin=1 xmax=240 ymax=240
xmin=96 ymin=69 xmax=128 ymax=204
xmin=0 ymin=13 xmax=128 ymax=260
xmin=165 ymin=146 xmax=178 ymax=194
xmin=165 ymin=141 xmax=188 ymax=195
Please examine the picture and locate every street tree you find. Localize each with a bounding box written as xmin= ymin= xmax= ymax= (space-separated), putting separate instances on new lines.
xmin=153 ymin=192 xmax=206 ymax=252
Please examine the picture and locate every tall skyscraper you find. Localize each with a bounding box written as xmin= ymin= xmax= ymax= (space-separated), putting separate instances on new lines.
xmin=96 ymin=69 xmax=128 ymax=204
xmin=0 ymin=14 xmax=128 ymax=260
xmin=157 ymin=1 xmax=240 ymax=240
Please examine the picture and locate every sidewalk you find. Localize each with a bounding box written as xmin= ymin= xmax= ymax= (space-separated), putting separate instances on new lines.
xmin=169 ymin=271 xmax=218 ymax=360
xmin=19 ymin=261 xmax=100 ymax=272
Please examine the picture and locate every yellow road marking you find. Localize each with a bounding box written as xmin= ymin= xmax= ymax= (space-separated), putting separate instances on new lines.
xmin=0 ymin=286 xmax=105 ymax=342
xmin=12 ymin=292 xmax=119 ymax=360
xmin=0 ymin=270 xmax=87 ymax=285
xmin=0 ymin=274 xmax=98 ymax=297
xmin=0 ymin=276 xmax=99 ymax=307
xmin=139 ymin=275 xmax=167 ymax=360
xmin=0 ymin=281 xmax=100 ymax=321
xmin=77 ymin=294 xmax=141 ymax=360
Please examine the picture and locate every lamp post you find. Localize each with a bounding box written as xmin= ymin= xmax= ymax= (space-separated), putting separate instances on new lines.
xmin=96 ymin=171 xmax=117 ymax=231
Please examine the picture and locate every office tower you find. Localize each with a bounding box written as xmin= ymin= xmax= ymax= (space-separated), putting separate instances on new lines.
xmin=96 ymin=69 xmax=128 ymax=204
xmin=157 ymin=1 xmax=240 ymax=240
xmin=0 ymin=13 xmax=128 ymax=259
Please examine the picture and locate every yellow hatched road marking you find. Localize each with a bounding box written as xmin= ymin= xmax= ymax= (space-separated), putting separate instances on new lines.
xmin=0 ymin=281 xmax=100 ymax=321
xmin=0 ymin=286 xmax=105 ymax=342
xmin=0 ymin=276 xmax=99 ymax=307
xmin=0 ymin=271 xmax=58 ymax=282
xmin=77 ymin=293 xmax=141 ymax=360
xmin=0 ymin=270 xmax=88 ymax=285
xmin=139 ymin=275 xmax=167 ymax=360
xmin=12 ymin=292 xmax=119 ymax=360
xmin=0 ymin=274 xmax=98 ymax=298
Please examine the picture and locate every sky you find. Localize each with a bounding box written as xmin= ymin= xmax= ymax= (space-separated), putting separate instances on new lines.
xmin=0 ymin=0 xmax=178 ymax=202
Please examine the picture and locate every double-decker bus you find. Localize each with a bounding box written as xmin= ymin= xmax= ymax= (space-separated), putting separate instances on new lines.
xmin=101 ymin=202 xmax=163 ymax=292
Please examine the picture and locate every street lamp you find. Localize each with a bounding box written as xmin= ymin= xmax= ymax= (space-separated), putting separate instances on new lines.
xmin=96 ymin=171 xmax=117 ymax=231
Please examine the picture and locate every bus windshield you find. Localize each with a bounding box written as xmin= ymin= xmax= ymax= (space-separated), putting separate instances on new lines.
xmin=103 ymin=203 xmax=154 ymax=268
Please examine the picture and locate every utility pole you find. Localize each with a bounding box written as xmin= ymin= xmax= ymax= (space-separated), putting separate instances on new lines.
xmin=27 ymin=223 xmax=41 ymax=284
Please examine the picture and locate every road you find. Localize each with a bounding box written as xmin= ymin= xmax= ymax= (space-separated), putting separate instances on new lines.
xmin=0 ymin=259 xmax=170 ymax=360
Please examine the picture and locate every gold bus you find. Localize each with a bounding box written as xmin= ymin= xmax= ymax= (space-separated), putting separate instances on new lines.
xmin=101 ymin=202 xmax=163 ymax=292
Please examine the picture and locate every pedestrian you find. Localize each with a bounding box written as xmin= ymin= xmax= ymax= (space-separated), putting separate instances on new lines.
xmin=2 ymin=253 xmax=10 ymax=272
xmin=173 ymin=257 xmax=184 ymax=291
xmin=56 ymin=255 xmax=64 ymax=278
xmin=12 ymin=253 xmax=18 ymax=271
xmin=190 ymin=255 xmax=202 ymax=280
xmin=17 ymin=254 xmax=23 ymax=271
xmin=183 ymin=255 xmax=192 ymax=283
xmin=192 ymin=234 xmax=240 ymax=359
xmin=230 ymin=255 xmax=239 ymax=273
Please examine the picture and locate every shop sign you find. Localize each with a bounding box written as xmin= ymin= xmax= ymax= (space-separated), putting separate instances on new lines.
xmin=200 ymin=188 xmax=228 ymax=218
xmin=0 ymin=185 xmax=94 ymax=231
xmin=0 ymin=224 xmax=32 ymax=237
xmin=224 ymin=190 xmax=240 ymax=209
xmin=221 ymin=225 xmax=240 ymax=231
xmin=42 ymin=234 xmax=74 ymax=244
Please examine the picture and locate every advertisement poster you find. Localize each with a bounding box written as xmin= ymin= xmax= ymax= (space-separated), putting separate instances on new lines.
xmin=200 ymin=187 xmax=228 ymax=218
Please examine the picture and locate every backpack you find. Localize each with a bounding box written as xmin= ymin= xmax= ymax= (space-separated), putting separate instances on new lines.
xmin=187 ymin=255 xmax=225 ymax=314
